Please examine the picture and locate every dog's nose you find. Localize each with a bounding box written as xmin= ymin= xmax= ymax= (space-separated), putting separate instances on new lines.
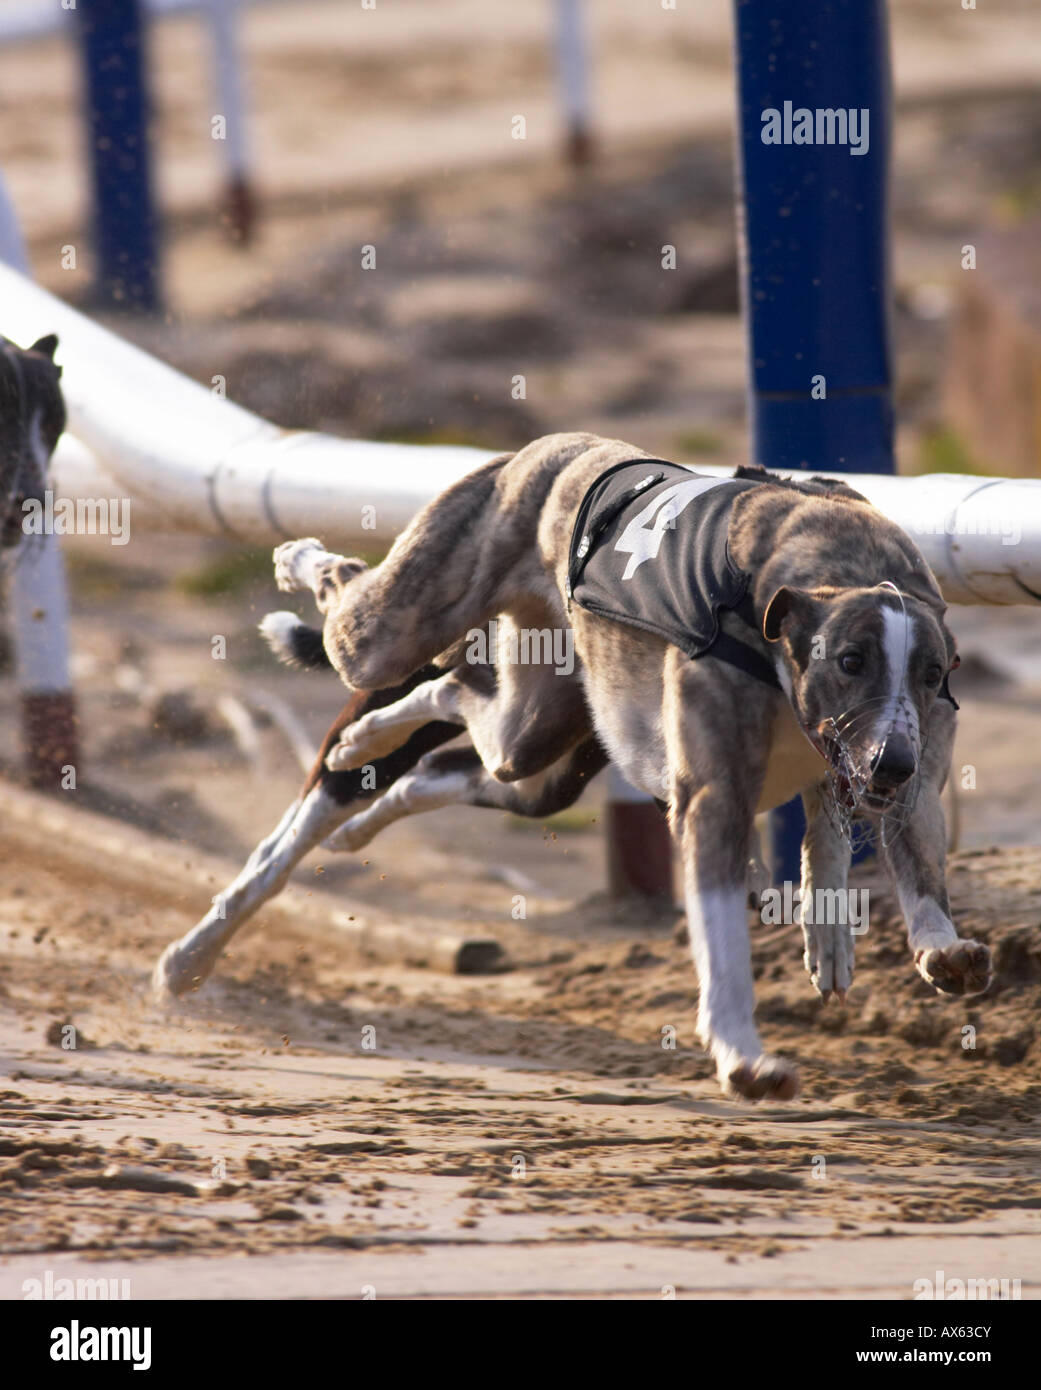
xmin=870 ymin=734 xmax=917 ymax=789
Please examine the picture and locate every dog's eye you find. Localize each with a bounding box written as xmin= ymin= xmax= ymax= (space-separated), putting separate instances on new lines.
xmin=925 ymin=664 xmax=943 ymax=687
xmin=840 ymin=651 xmax=863 ymax=675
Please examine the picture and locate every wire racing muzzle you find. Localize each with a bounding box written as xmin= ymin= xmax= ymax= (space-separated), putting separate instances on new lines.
xmin=797 ymin=581 xmax=928 ymax=851
xmin=811 ymin=693 xmax=923 ymax=852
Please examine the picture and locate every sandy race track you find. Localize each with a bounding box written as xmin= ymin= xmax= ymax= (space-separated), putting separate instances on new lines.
xmin=1 ymin=783 xmax=1040 ymax=1299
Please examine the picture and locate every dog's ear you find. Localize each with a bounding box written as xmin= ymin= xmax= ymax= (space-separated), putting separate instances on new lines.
xmin=900 ymin=576 xmax=947 ymax=616
xmin=763 ymin=586 xmax=813 ymax=642
xmin=31 ymin=334 xmax=59 ymax=361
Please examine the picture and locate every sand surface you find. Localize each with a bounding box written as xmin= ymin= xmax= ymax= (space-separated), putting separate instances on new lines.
xmin=1 ymin=792 xmax=1040 ymax=1298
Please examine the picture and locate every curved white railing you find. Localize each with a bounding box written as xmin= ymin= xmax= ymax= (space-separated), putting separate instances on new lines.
xmin=3 ymin=262 xmax=1041 ymax=607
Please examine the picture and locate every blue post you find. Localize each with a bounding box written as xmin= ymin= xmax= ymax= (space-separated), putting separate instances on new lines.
xmin=731 ymin=0 xmax=894 ymax=879
xmin=77 ymin=0 xmax=161 ymax=312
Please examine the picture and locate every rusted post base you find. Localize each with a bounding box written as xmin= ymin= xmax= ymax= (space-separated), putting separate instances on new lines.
xmin=606 ymin=767 xmax=674 ymax=902
xmin=20 ymin=691 xmax=80 ymax=792
xmin=565 ymin=124 xmax=595 ymax=167
xmin=221 ymin=173 xmax=256 ymax=246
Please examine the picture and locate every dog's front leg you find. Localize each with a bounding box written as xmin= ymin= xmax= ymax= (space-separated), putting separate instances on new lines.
xmin=667 ymin=667 xmax=798 ymax=1101
xmin=153 ymin=783 xmax=348 ymax=998
xmin=677 ymin=803 xmax=799 ymax=1100
xmin=800 ymin=783 xmax=854 ymax=1002
xmin=883 ymin=703 xmax=992 ymax=997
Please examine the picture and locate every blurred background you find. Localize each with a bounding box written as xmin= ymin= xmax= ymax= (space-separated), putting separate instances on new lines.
xmin=1 ymin=0 xmax=1041 ymax=917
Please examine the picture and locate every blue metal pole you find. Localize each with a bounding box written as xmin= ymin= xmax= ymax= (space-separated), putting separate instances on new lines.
xmin=77 ymin=0 xmax=161 ymax=312
xmin=731 ymin=0 xmax=895 ymax=880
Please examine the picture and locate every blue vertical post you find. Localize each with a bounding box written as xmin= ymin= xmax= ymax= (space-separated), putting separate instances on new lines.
xmin=77 ymin=0 xmax=161 ymax=312
xmin=731 ymin=0 xmax=894 ymax=880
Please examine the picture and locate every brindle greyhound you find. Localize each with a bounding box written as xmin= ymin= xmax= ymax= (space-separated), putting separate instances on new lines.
xmin=0 ymin=334 xmax=64 ymax=550
xmin=154 ymin=432 xmax=991 ymax=1102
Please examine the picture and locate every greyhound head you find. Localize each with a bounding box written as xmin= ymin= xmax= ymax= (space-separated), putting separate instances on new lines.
xmin=0 ymin=333 xmax=65 ymax=550
xmin=763 ymin=581 xmax=958 ymax=840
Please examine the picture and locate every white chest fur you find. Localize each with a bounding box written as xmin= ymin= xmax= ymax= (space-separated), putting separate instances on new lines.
xmin=757 ymin=698 xmax=826 ymax=812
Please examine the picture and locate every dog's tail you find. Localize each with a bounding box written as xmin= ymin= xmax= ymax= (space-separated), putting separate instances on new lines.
xmin=259 ymin=610 xmax=332 ymax=670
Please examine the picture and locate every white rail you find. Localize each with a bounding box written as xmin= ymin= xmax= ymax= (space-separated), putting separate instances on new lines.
xmin=2 ymin=262 xmax=1041 ymax=607
xmin=0 ymin=0 xmax=295 ymax=45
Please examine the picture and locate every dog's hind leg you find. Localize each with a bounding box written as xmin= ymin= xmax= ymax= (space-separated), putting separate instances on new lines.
xmin=152 ymin=680 xmax=460 ymax=998
xmin=271 ymin=453 xmax=524 ymax=690
xmin=325 ymin=738 xmax=607 ymax=852
xmin=799 ymin=783 xmax=854 ymax=1002
xmin=274 ymin=539 xmax=367 ymax=612
xmin=275 ymin=442 xmax=611 ymax=693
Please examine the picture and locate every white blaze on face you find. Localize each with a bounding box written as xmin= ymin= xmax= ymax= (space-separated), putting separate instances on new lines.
xmin=879 ymin=603 xmax=920 ymax=749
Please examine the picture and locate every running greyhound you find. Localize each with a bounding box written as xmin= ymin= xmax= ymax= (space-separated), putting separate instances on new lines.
xmin=154 ymin=432 xmax=990 ymax=1101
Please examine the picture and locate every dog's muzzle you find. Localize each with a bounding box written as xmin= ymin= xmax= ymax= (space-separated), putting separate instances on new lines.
xmin=869 ymin=731 xmax=917 ymax=791
xmin=808 ymin=695 xmax=922 ymax=850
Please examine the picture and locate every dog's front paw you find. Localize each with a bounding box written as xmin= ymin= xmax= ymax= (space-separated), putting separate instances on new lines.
xmin=273 ymin=538 xmax=326 ymax=592
xmin=803 ymin=920 xmax=855 ymax=1003
xmin=915 ymin=940 xmax=992 ymax=997
xmin=719 ymin=1053 xmax=800 ymax=1103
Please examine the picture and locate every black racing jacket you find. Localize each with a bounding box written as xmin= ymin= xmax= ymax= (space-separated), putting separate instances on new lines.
xmin=565 ymin=459 xmax=780 ymax=688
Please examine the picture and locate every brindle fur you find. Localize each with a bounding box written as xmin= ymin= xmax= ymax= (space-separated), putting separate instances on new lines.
xmin=154 ymin=432 xmax=991 ymax=1101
